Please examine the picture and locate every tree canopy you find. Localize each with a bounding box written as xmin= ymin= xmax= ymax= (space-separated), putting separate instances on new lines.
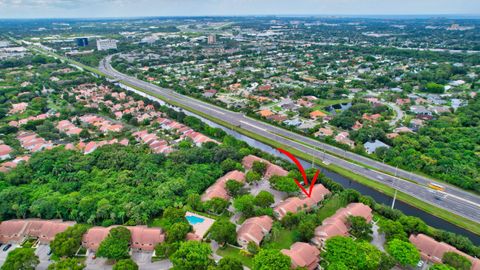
xmin=386 ymin=239 xmax=420 ymax=267
xmin=97 ymin=226 xmax=131 ymax=261
xmin=252 ymin=249 xmax=291 ymax=270
xmin=170 ymin=241 xmax=214 ymax=270
xmin=1 ymin=248 xmax=39 ymax=270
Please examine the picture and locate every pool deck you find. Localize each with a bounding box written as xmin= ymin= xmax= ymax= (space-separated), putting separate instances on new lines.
xmin=185 ymin=211 xmax=215 ymax=239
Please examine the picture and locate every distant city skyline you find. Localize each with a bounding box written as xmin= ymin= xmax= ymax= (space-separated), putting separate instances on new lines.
xmin=1 ymin=0 xmax=480 ymax=19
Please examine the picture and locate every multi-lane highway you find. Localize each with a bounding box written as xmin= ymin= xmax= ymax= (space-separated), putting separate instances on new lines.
xmin=99 ymin=55 xmax=480 ymax=224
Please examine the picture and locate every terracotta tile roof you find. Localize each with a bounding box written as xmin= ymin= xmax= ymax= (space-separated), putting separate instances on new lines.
xmin=258 ymin=109 xmax=274 ymax=117
xmin=0 ymin=144 xmax=13 ymax=157
xmin=281 ymin=242 xmax=320 ymax=270
xmin=82 ymin=226 xmax=114 ymax=251
xmin=242 ymin=155 xmax=288 ymax=180
xmin=129 ymin=226 xmax=165 ymax=251
xmin=0 ymin=219 xmax=75 ymax=244
xmin=312 ymin=203 xmax=372 ymax=246
xmin=202 ymin=170 xmax=246 ymax=201
xmin=310 ymin=110 xmax=327 ymax=119
xmin=237 ymin=215 xmax=273 ymax=247
xmin=274 ymin=184 xmax=331 ymax=219
xmin=409 ymin=234 xmax=480 ymax=270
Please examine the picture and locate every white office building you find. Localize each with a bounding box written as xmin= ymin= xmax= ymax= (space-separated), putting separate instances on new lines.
xmin=96 ymin=39 xmax=118 ymax=51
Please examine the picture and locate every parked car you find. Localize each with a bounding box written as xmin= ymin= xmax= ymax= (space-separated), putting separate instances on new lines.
xmin=3 ymin=244 xmax=12 ymax=251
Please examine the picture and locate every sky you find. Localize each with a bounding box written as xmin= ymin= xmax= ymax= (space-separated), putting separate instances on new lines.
xmin=0 ymin=0 xmax=479 ymax=19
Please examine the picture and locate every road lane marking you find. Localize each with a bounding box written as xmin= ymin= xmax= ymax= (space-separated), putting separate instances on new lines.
xmin=240 ymin=121 xmax=267 ymax=131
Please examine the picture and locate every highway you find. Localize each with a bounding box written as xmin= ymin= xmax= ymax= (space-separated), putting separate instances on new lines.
xmin=99 ymin=55 xmax=480 ymax=224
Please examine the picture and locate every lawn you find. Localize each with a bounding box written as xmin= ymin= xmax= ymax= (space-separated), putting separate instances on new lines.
xmin=317 ymin=194 xmax=348 ymax=222
xmin=262 ymin=228 xmax=296 ymax=250
xmin=216 ymin=246 xmax=254 ymax=268
xmin=315 ymin=98 xmax=351 ymax=108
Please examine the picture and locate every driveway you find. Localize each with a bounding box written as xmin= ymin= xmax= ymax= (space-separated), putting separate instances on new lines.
xmin=85 ymin=252 xmax=112 ymax=270
xmin=386 ymin=102 xmax=404 ymax=126
xmin=370 ymin=223 xmax=385 ymax=252
xmin=35 ymin=244 xmax=52 ymax=270
xmin=248 ymin=179 xmax=287 ymax=205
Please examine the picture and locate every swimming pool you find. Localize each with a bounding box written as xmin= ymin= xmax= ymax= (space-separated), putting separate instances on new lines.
xmin=186 ymin=215 xmax=205 ymax=225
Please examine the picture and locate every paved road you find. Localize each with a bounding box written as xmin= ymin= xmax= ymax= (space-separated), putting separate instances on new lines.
xmin=99 ymin=55 xmax=480 ymax=224
xmin=386 ymin=102 xmax=404 ymax=126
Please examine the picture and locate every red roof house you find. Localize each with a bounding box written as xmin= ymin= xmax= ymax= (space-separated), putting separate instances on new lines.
xmin=281 ymin=242 xmax=320 ymax=270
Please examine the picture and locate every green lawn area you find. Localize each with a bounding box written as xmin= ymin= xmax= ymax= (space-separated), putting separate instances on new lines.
xmin=315 ymin=98 xmax=351 ymax=108
xmin=317 ymin=194 xmax=348 ymax=222
xmin=148 ymin=217 xmax=168 ymax=228
xmin=262 ymin=228 xmax=296 ymax=250
xmin=216 ymin=246 xmax=254 ymax=268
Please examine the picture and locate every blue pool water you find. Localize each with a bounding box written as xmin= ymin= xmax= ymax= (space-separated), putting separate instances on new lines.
xmin=186 ymin=215 xmax=205 ymax=225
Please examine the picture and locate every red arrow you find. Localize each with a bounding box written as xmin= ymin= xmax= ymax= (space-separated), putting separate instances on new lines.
xmin=277 ymin=148 xmax=320 ymax=198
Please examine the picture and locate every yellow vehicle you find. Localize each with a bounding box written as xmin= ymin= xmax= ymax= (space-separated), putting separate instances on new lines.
xmin=428 ymin=183 xmax=445 ymax=191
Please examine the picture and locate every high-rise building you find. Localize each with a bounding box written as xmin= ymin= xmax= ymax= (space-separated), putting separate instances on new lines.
xmin=75 ymin=37 xmax=89 ymax=47
xmin=207 ymin=34 xmax=216 ymax=44
xmin=96 ymin=39 xmax=118 ymax=51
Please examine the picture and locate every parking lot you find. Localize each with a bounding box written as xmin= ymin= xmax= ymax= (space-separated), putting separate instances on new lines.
xmin=35 ymin=244 xmax=53 ymax=270
xmin=84 ymin=250 xmax=172 ymax=270
xmin=85 ymin=252 xmax=112 ymax=270
xmin=0 ymin=243 xmax=20 ymax=267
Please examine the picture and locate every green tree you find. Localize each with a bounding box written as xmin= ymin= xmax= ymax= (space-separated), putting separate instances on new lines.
xmin=347 ymin=216 xmax=373 ymax=241
xmin=398 ymin=216 xmax=428 ymax=235
xmin=47 ymin=258 xmax=85 ymax=270
xmin=163 ymin=207 xmax=187 ymax=225
xmin=429 ymin=264 xmax=455 ymax=270
xmin=170 ymin=241 xmax=214 ymax=270
xmin=254 ymin=191 xmax=274 ymax=208
xmin=97 ymin=227 xmax=131 ymax=261
xmin=386 ymin=239 xmax=420 ymax=267
xmin=252 ymin=249 xmax=291 ymax=270
xmin=186 ymin=194 xmax=203 ymax=211
xmin=154 ymin=242 xmax=180 ymax=259
xmin=215 ymin=257 xmax=243 ymax=270
xmin=113 ymin=259 xmax=138 ymax=270
xmin=424 ymin=82 xmax=445 ymax=94
xmin=226 ymin=180 xmax=244 ymax=197
xmin=269 ymin=176 xmax=298 ymax=193
xmin=327 ymin=262 xmax=349 ymax=270
xmin=297 ymin=219 xmax=316 ymax=242
xmin=209 ymin=219 xmax=237 ymax=245
xmin=50 ymin=224 xmax=90 ymax=258
xmin=204 ymin=198 xmax=229 ymax=215
xmin=247 ymin=241 xmax=260 ymax=255
xmin=281 ymin=212 xmax=299 ymax=229
xmin=246 ymin=171 xmax=261 ymax=183
xmin=233 ymin=194 xmax=255 ymax=217
xmin=322 ymin=236 xmax=381 ymax=270
xmin=378 ymin=254 xmax=396 ymax=270
xmin=1 ymin=248 xmax=39 ymax=270
xmin=442 ymin=252 xmax=472 ymax=270
xmin=378 ymin=219 xmax=407 ymax=241
xmin=252 ymin=161 xmax=267 ymax=175
xmin=166 ymin=222 xmax=191 ymax=243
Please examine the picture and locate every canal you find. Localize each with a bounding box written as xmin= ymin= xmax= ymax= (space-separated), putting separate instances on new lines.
xmin=119 ymin=82 xmax=480 ymax=245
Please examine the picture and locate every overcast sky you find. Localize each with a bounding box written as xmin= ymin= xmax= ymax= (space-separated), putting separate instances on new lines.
xmin=0 ymin=0 xmax=479 ymax=19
